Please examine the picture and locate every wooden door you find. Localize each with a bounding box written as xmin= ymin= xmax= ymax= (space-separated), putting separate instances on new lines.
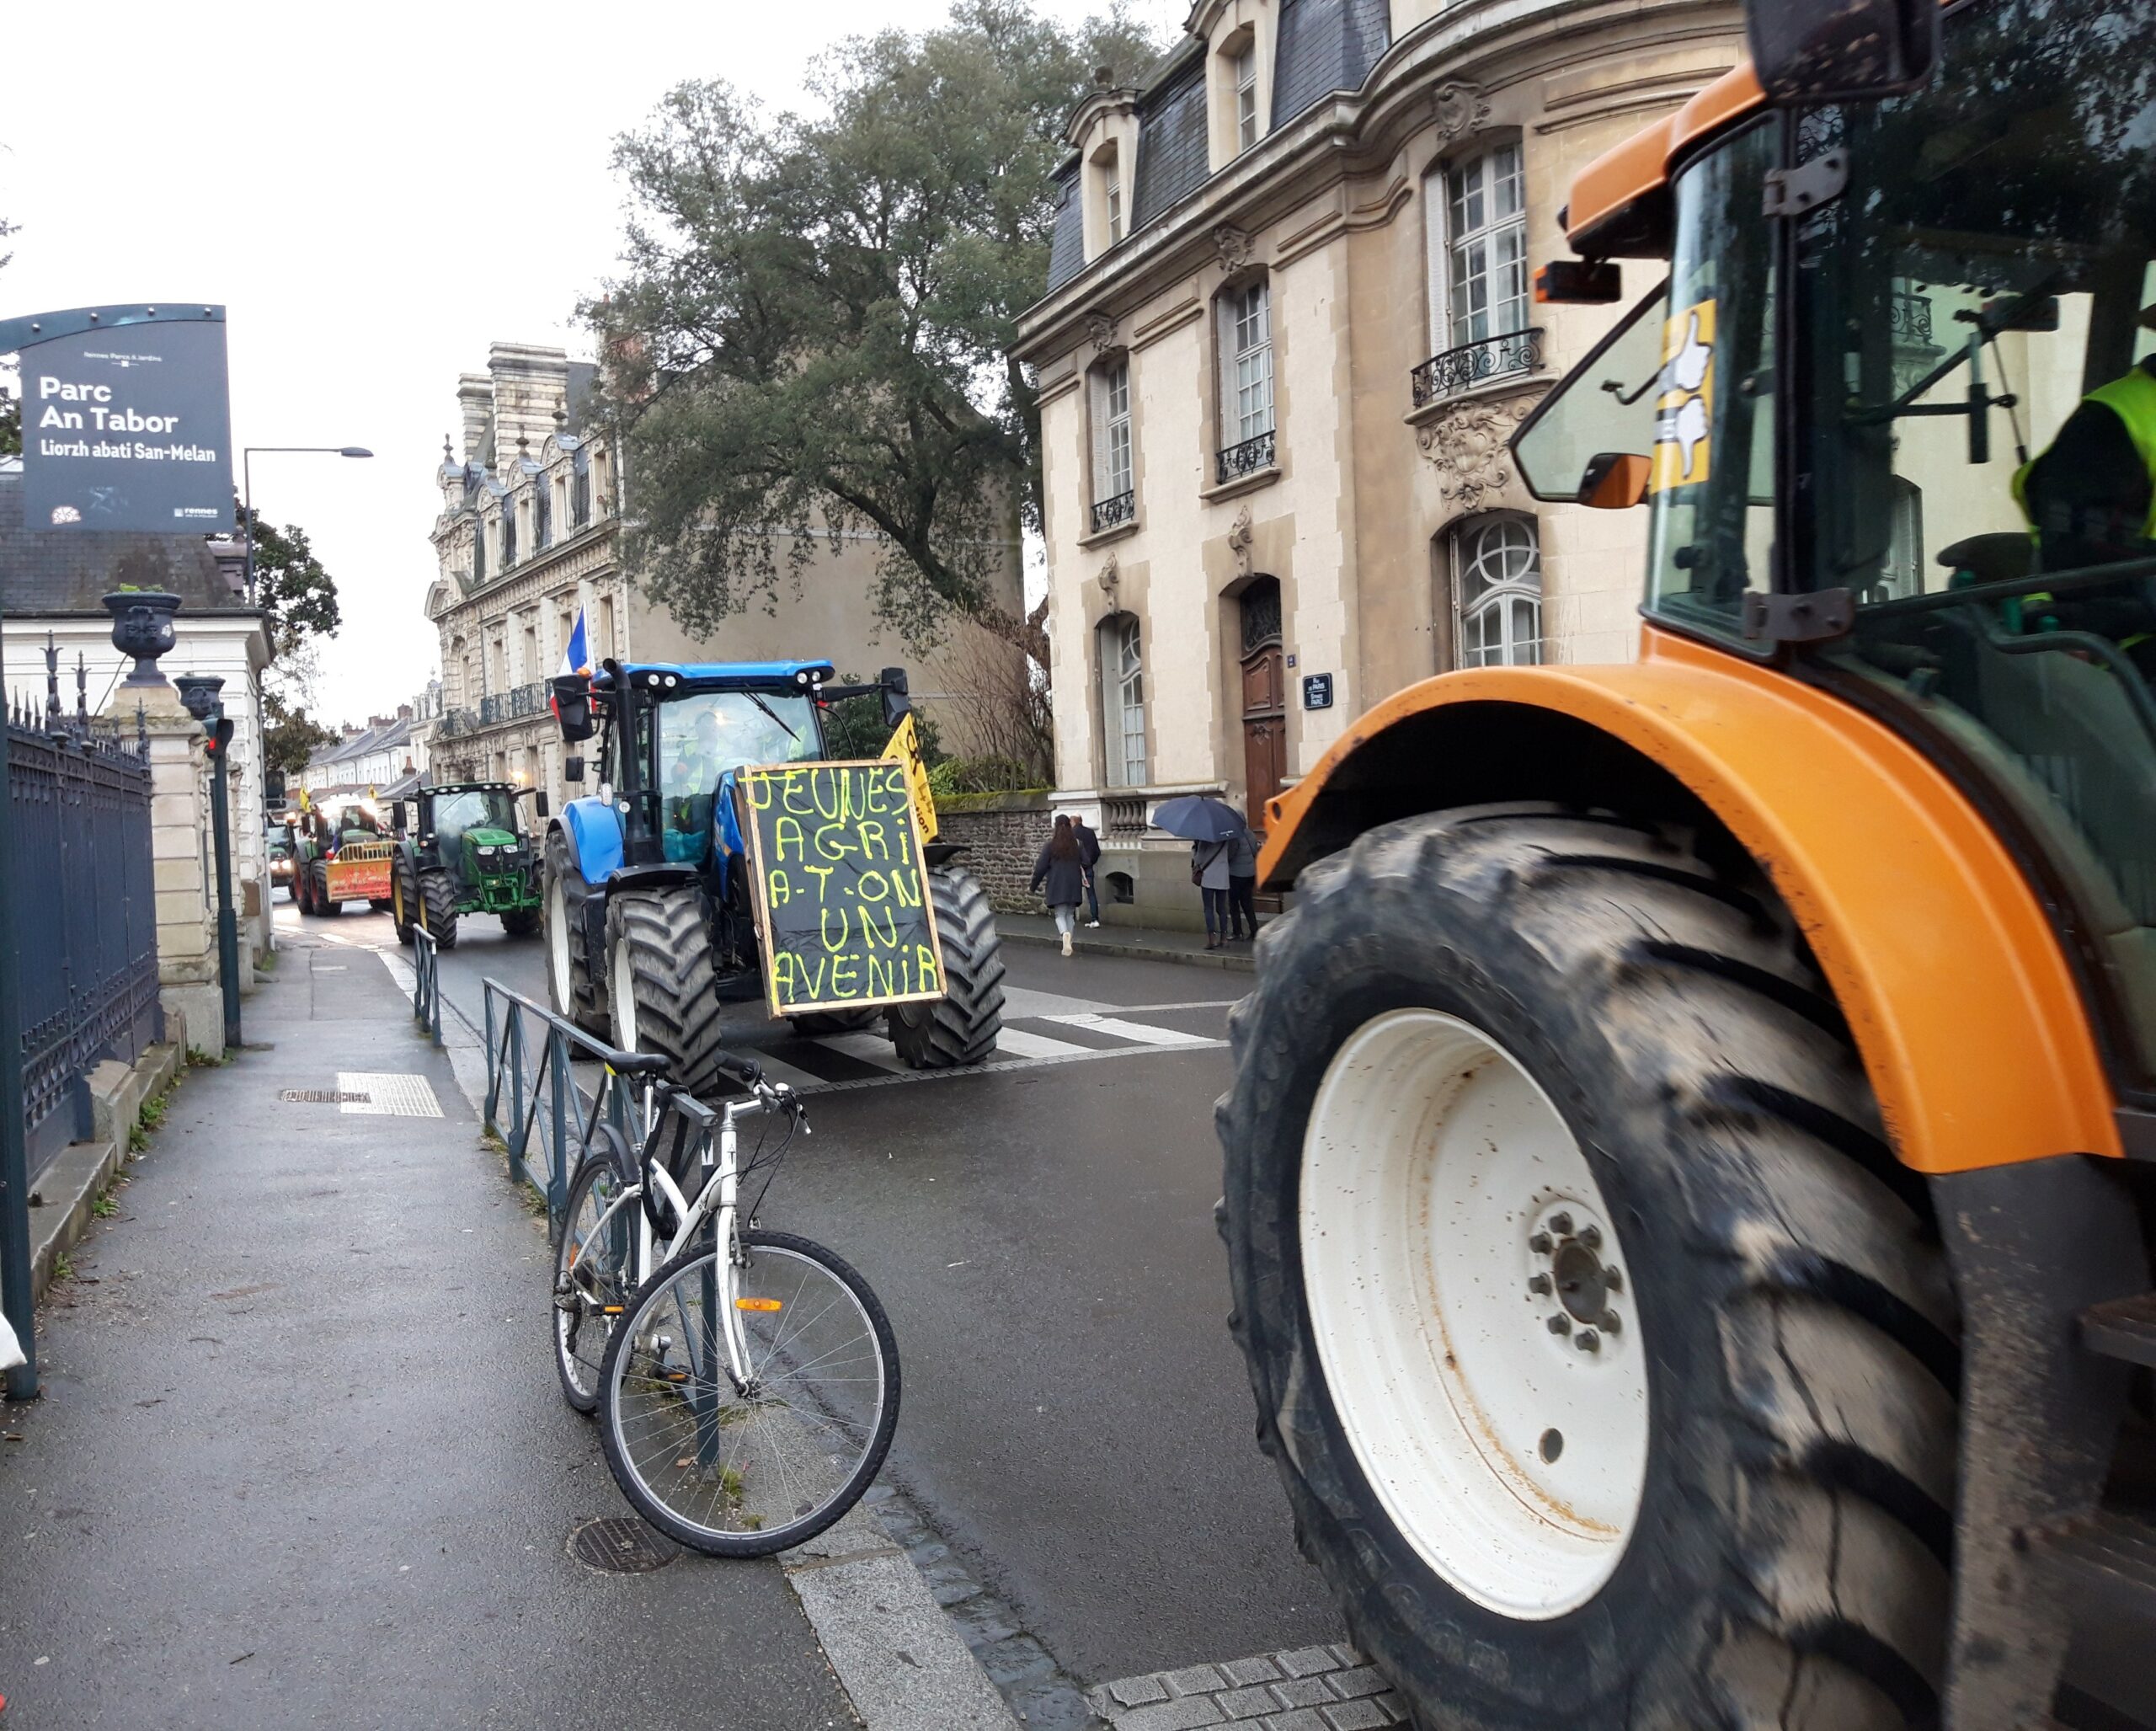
xmin=1241 ymin=644 xmax=1287 ymax=826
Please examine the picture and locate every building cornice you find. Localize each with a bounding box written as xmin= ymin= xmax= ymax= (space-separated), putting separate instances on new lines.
xmin=1012 ymin=0 xmax=1735 ymax=363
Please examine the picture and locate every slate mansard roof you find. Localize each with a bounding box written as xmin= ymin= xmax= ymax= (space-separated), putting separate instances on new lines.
xmin=1043 ymin=0 xmax=1392 ymax=293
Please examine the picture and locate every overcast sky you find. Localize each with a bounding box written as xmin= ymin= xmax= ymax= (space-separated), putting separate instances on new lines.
xmin=3 ymin=0 xmax=1181 ymax=727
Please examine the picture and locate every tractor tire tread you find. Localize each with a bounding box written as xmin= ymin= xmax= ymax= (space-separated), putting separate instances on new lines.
xmin=886 ymin=866 xmax=1004 ymax=1068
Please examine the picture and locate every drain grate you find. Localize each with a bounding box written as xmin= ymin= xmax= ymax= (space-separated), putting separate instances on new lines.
xmin=568 ymin=1516 xmax=679 ymax=1574
xmin=280 ymin=1089 xmax=371 ymax=1104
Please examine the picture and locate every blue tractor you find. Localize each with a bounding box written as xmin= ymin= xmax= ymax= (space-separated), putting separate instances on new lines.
xmin=542 ymin=659 xmax=1005 ymax=1093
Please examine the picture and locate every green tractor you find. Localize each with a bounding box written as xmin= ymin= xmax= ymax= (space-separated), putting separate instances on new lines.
xmin=388 ymin=782 xmax=547 ymax=950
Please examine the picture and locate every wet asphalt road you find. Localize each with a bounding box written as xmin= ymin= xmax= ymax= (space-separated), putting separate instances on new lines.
xmin=388 ymin=902 xmax=1342 ymax=1688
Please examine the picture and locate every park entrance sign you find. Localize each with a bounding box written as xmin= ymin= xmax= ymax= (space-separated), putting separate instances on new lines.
xmin=9 ymin=305 xmax=232 ymax=532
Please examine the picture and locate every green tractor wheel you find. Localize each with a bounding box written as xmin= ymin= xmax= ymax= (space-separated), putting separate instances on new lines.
xmin=391 ymin=856 xmax=418 ymax=948
xmin=417 ymin=868 xmax=461 ymax=951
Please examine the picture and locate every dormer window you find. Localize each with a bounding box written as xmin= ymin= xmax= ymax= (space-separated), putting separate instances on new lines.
xmin=1107 ymin=170 xmax=1123 ymax=244
xmin=1235 ymin=46 xmax=1258 ymax=152
xmin=1090 ymin=142 xmax=1123 ymax=254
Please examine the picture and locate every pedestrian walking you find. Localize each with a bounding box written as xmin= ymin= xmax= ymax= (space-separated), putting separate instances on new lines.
xmin=1031 ymin=814 xmax=1089 ymax=958
xmin=1193 ymin=833 xmax=1234 ymax=950
xmin=1072 ymin=815 xmax=1103 ymax=927
xmin=1227 ymin=821 xmax=1259 ymax=942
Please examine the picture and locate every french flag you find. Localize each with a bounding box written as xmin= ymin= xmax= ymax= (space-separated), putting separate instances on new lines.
xmin=558 ymin=606 xmax=591 ymax=678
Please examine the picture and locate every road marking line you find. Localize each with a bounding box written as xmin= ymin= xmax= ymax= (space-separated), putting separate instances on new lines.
xmin=815 ymin=1032 xmax=913 ymax=1072
xmin=991 ymin=1027 xmax=1102 ymax=1061
xmin=745 ymin=1052 xmax=828 ymax=1093
xmin=1048 ymin=1014 xmax=1213 ymax=1047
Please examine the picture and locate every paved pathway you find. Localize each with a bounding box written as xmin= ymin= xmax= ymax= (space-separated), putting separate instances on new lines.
xmin=0 ymin=941 xmax=855 ymax=1728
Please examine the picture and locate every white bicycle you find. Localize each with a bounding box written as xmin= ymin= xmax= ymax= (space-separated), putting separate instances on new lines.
xmin=551 ymin=1050 xmax=900 ymax=1557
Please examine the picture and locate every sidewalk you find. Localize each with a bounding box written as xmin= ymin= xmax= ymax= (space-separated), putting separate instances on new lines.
xmin=0 ymin=939 xmax=855 ymax=1729
xmin=995 ymin=913 xmax=1259 ymax=974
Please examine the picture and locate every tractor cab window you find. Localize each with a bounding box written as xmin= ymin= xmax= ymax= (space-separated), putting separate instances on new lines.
xmin=1795 ymin=0 xmax=2156 ymax=1088
xmin=433 ymin=789 xmax=520 ymax=860
xmin=655 ymin=689 xmax=820 ymax=853
xmin=1644 ymin=118 xmax=1780 ymax=646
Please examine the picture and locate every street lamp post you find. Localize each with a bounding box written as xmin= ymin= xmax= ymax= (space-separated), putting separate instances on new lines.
xmin=242 ymin=446 xmax=372 ymax=606
xmin=175 ymin=675 xmax=241 ymax=1051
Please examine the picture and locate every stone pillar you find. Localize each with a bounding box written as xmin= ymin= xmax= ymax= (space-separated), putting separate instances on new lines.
xmin=125 ymin=681 xmax=221 ymax=1056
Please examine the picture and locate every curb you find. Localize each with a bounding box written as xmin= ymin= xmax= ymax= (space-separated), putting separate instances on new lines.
xmin=28 ymin=1039 xmax=185 ymax=1299
xmin=999 ymin=927 xmax=1257 ymax=975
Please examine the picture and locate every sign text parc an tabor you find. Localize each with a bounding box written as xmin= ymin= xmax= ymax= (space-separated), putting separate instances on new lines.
xmin=738 ymin=760 xmax=947 ymax=1018
xmin=20 ymin=320 xmax=233 ymax=532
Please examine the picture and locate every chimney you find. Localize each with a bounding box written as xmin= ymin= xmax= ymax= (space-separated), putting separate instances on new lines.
xmin=488 ymin=342 xmax=572 ymax=468
xmin=398 ymin=703 xmax=413 ymax=721
xmin=457 ymin=373 xmax=494 ymax=467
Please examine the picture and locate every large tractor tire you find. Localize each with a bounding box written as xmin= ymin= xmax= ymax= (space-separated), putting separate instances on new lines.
xmin=416 ymin=868 xmax=461 ymax=951
xmin=391 ymin=854 xmax=418 ymax=948
xmin=606 ymin=885 xmax=729 ymax=1098
xmin=293 ymin=860 xmax=314 ymax=916
xmin=368 ymin=898 xmax=394 ymax=913
xmin=1217 ymin=804 xmax=1959 ymax=1731
xmin=886 ymin=865 xmax=1004 ymax=1068
xmin=306 ymin=860 xmax=341 ymax=917
xmin=543 ymin=831 xmax=609 ymax=1040
xmin=500 ymin=905 xmax=542 ymax=939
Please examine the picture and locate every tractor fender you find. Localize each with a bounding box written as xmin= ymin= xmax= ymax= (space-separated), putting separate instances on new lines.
xmin=924 ymin=841 xmax=971 ymax=868
xmin=559 ymin=796 xmax=623 ymax=884
xmin=1260 ymin=625 xmax=2120 ymax=1174
xmin=604 ymin=863 xmax=700 ymax=895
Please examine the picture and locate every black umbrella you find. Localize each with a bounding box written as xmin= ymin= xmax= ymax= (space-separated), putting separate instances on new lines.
xmin=1150 ymin=794 xmax=1246 ymax=842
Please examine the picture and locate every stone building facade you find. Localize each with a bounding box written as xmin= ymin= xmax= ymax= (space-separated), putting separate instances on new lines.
xmin=424 ymin=345 xmax=1026 ymax=813
xmin=1011 ymin=0 xmax=1741 ymax=927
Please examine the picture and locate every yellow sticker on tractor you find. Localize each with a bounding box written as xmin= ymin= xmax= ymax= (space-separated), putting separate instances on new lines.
xmin=735 ymin=1296 xmax=783 ymax=1312
xmin=1650 ymin=298 xmax=1716 ymax=493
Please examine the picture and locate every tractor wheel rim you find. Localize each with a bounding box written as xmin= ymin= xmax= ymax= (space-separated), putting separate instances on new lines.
xmin=1299 ymin=1007 xmax=1648 ymax=1620
xmin=610 ymin=938 xmax=639 ymax=1053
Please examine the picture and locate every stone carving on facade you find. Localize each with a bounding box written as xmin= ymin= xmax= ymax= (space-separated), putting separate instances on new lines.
xmin=1097 ymin=553 xmax=1119 ymax=596
xmin=1228 ymin=505 xmax=1254 ymax=579
xmin=1086 ymin=312 xmax=1119 ymax=353
xmin=1415 ymin=391 xmax=1540 ymax=511
xmin=1433 ymin=83 xmax=1492 ymax=144
xmin=1213 ymin=225 xmax=1252 ymax=275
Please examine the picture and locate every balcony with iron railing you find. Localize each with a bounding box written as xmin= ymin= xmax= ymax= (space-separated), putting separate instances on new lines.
xmin=1411 ymin=327 xmax=1545 ymax=409
xmin=1090 ymin=489 xmax=1135 ymax=535
xmin=475 ymin=681 xmax=550 ymax=727
xmin=1215 ymin=429 xmax=1276 ymax=487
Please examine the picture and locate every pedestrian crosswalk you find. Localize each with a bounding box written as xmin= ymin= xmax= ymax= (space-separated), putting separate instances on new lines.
xmin=734 ymin=998 xmax=1237 ymax=1094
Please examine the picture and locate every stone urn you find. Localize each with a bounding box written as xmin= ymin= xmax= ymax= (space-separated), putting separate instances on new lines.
xmin=102 ymin=591 xmax=184 ymax=687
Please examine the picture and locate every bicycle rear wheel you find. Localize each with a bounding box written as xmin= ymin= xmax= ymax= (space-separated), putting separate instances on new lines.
xmin=597 ymin=1229 xmax=900 ymax=1557
xmin=552 ymin=1126 xmax=635 ymax=1413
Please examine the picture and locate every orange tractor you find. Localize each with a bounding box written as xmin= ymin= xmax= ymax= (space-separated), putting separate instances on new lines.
xmin=1217 ymin=1 xmax=2155 ymax=1726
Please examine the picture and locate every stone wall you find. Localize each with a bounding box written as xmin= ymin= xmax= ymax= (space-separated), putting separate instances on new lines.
xmin=937 ymin=792 xmax=1052 ymax=915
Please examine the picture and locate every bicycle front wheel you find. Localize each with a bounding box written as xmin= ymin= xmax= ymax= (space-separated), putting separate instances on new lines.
xmin=597 ymin=1229 xmax=900 ymax=1557
xmin=553 ymin=1130 xmax=635 ymax=1413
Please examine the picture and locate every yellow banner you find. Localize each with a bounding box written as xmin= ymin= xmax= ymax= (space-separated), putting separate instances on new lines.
xmin=883 ymin=712 xmax=938 ymax=844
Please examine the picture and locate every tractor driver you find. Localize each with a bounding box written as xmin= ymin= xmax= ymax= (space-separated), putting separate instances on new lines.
xmin=2014 ymin=304 xmax=2156 ymax=667
xmin=666 ymin=707 xmax=732 ymax=836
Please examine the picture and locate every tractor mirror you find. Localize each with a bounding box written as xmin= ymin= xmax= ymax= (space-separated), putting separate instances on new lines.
xmin=1745 ymin=0 xmax=1938 ymax=104
xmin=534 ymin=792 xmax=551 ymax=820
xmin=879 ymin=665 xmax=913 ymax=729
xmin=551 ymin=675 xmax=595 ymax=743
xmin=564 ymin=755 xmax=585 ymax=784
xmin=1578 ymin=451 xmax=1651 ymax=510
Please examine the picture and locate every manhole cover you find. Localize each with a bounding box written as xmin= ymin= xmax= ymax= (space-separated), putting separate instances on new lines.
xmin=279 ymin=1089 xmax=371 ymax=1104
xmin=568 ymin=1516 xmax=679 ymax=1574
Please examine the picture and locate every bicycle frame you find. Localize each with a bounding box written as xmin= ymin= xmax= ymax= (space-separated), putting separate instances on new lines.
xmin=569 ymin=1068 xmax=806 ymax=1397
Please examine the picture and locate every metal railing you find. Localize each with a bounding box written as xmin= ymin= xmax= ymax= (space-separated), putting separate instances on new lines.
xmin=481 ymin=977 xmax=635 ymax=1237
xmin=1411 ymin=326 xmax=1545 ymax=407
xmin=478 ymin=682 xmax=548 ymax=727
xmin=1089 ymin=489 xmax=1135 ymax=533
xmin=1891 ymin=290 xmax=1934 ymax=346
xmin=410 ymin=927 xmax=443 ymax=1046
xmin=6 ymin=687 xmax=159 ymax=1180
xmin=1215 ymin=430 xmax=1276 ymax=486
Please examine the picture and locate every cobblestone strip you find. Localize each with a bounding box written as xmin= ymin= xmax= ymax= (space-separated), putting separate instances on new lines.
xmin=1086 ymin=1645 xmax=1406 ymax=1731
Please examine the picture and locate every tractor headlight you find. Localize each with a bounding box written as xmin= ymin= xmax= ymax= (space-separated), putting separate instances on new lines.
xmin=479 ymin=844 xmax=500 ymax=858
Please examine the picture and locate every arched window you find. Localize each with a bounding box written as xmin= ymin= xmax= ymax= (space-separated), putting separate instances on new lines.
xmin=1097 ymin=613 xmax=1146 ymax=788
xmin=1450 ymin=514 xmax=1543 ymax=668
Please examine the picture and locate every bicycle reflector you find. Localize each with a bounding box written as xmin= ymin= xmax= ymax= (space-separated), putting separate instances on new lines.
xmin=735 ymin=1297 xmax=783 ymax=1312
